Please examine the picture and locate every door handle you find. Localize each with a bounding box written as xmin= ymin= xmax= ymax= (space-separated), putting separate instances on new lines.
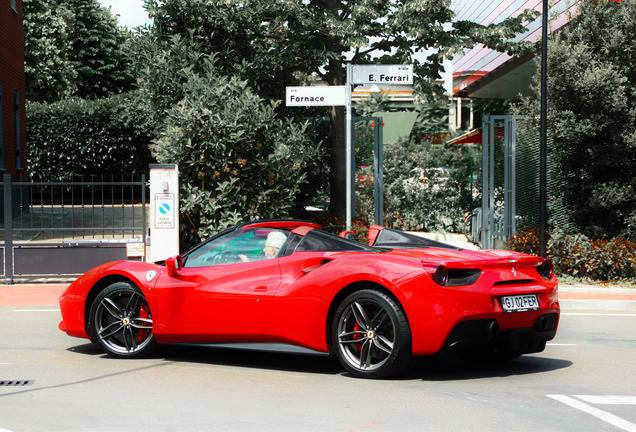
xmin=254 ymin=286 xmax=268 ymax=292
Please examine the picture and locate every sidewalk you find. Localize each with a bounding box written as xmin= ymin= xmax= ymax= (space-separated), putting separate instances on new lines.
xmin=559 ymin=282 xmax=636 ymax=300
xmin=0 ymin=283 xmax=68 ymax=306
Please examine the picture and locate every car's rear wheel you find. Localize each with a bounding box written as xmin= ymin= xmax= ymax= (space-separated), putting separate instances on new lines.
xmin=331 ymin=289 xmax=412 ymax=379
xmin=89 ymin=282 xmax=156 ymax=358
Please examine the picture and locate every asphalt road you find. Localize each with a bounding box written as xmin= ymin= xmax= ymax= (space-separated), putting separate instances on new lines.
xmin=1 ymin=287 xmax=635 ymax=432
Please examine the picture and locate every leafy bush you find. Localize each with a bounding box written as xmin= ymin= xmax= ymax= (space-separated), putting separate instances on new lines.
xmin=27 ymin=91 xmax=154 ymax=180
xmin=356 ymin=139 xmax=480 ymax=233
xmin=507 ymin=229 xmax=636 ymax=282
xmin=506 ymin=229 xmax=540 ymax=256
xmin=150 ymin=57 xmax=322 ymax=246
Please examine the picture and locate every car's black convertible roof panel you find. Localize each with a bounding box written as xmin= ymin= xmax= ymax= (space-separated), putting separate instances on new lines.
xmin=373 ymin=228 xmax=461 ymax=250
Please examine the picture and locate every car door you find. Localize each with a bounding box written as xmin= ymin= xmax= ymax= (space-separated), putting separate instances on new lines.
xmin=152 ymin=228 xmax=284 ymax=342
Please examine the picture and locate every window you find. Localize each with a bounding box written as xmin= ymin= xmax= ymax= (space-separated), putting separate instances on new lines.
xmin=183 ymin=228 xmax=289 ymax=267
xmin=13 ymin=92 xmax=20 ymax=170
xmin=10 ymin=0 xmax=17 ymax=12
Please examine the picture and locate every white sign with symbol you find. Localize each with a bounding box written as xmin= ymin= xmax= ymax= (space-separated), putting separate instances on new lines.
xmin=352 ymin=64 xmax=413 ymax=85
xmin=154 ymin=193 xmax=175 ymax=229
xmin=286 ymin=86 xmax=346 ymax=106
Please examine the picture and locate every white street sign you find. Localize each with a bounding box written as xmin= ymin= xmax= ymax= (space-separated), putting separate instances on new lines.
xmin=286 ymin=86 xmax=346 ymax=106
xmin=352 ymin=64 xmax=413 ymax=85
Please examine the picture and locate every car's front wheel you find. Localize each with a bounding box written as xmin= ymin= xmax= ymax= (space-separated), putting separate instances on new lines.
xmin=331 ymin=289 xmax=412 ymax=379
xmin=89 ymin=282 xmax=156 ymax=358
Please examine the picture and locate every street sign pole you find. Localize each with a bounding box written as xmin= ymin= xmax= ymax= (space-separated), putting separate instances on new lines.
xmin=539 ymin=0 xmax=548 ymax=257
xmin=345 ymin=62 xmax=353 ymax=230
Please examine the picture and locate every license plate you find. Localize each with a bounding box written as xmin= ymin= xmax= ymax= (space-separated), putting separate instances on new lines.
xmin=500 ymin=294 xmax=539 ymax=312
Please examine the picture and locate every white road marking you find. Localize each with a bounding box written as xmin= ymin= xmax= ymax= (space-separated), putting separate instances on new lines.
xmin=546 ymin=343 xmax=577 ymax=346
xmin=561 ymin=313 xmax=636 ymax=317
xmin=12 ymin=309 xmax=60 ymax=312
xmin=0 ymin=428 xmax=17 ymax=432
xmin=574 ymin=395 xmax=636 ymax=405
xmin=548 ymin=394 xmax=636 ymax=432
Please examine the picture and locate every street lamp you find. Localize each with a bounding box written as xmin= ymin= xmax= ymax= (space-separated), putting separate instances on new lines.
xmin=539 ymin=0 xmax=548 ymax=257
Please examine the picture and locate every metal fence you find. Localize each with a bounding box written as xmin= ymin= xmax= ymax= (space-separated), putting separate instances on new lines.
xmin=1 ymin=174 xmax=148 ymax=282
xmin=477 ymin=115 xmax=574 ymax=250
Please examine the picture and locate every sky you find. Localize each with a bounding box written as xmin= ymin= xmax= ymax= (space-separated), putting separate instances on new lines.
xmin=98 ymin=0 xmax=151 ymax=28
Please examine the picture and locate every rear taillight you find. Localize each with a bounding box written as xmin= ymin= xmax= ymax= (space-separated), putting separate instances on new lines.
xmin=432 ymin=266 xmax=448 ymax=286
xmin=537 ymin=259 xmax=554 ymax=280
xmin=426 ymin=265 xmax=481 ymax=287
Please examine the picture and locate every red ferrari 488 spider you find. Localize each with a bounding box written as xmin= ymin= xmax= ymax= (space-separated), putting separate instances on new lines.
xmin=59 ymin=219 xmax=559 ymax=378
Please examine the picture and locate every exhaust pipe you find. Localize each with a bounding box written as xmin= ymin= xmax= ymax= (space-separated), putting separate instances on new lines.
xmin=537 ymin=316 xmax=549 ymax=331
xmin=488 ymin=321 xmax=499 ymax=335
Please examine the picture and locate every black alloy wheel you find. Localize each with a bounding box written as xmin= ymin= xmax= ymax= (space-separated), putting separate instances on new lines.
xmin=89 ymin=282 xmax=156 ymax=358
xmin=331 ymin=289 xmax=412 ymax=379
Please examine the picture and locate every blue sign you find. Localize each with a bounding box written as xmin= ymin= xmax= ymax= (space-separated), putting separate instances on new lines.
xmin=155 ymin=193 xmax=175 ymax=229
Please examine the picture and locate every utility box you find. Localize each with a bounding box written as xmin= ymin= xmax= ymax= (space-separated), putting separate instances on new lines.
xmin=148 ymin=164 xmax=179 ymax=262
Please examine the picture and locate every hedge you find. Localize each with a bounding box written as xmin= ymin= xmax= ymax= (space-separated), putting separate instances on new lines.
xmin=27 ymin=91 xmax=154 ymax=180
xmin=507 ymin=229 xmax=636 ymax=282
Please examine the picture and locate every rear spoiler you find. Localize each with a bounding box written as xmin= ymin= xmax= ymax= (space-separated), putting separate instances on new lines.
xmin=422 ymin=255 xmax=545 ymax=269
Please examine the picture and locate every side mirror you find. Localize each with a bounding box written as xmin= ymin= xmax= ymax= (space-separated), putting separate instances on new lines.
xmin=165 ymin=255 xmax=183 ymax=277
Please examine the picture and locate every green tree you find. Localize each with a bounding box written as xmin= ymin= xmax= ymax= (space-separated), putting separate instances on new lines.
xmin=516 ymin=0 xmax=636 ymax=240
xmin=145 ymin=0 xmax=537 ymax=218
xmin=23 ymin=0 xmax=136 ymax=102
xmin=149 ymin=55 xmax=322 ymax=245
xmin=24 ymin=0 xmax=76 ymax=101
xmin=65 ymin=0 xmax=136 ymax=99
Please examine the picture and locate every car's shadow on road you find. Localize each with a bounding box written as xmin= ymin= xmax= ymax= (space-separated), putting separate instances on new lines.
xmin=161 ymin=344 xmax=342 ymax=375
xmin=68 ymin=343 xmax=341 ymax=375
xmin=67 ymin=343 xmax=572 ymax=380
xmin=406 ymin=355 xmax=573 ymax=381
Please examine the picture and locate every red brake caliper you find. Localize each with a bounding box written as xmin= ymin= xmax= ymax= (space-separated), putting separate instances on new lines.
xmin=352 ymin=322 xmax=363 ymax=352
xmin=137 ymin=305 xmax=149 ymax=343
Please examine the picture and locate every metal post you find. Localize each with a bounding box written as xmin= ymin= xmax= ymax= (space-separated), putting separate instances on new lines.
xmin=510 ymin=117 xmax=517 ymax=238
xmin=373 ymin=117 xmax=384 ymax=226
xmin=345 ymin=62 xmax=353 ymax=230
xmin=141 ymin=174 xmax=147 ymax=255
xmin=481 ymin=116 xmax=490 ymax=249
xmin=488 ymin=118 xmax=495 ymax=248
xmin=539 ymin=0 xmax=549 ymax=257
xmin=4 ymin=174 xmax=13 ymax=284
xmin=350 ymin=115 xmax=356 ymax=220
xmin=504 ymin=118 xmax=510 ymax=239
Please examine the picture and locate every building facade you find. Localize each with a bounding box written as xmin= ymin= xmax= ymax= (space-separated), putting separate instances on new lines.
xmin=0 ymin=0 xmax=26 ymax=179
xmin=449 ymin=0 xmax=577 ymax=134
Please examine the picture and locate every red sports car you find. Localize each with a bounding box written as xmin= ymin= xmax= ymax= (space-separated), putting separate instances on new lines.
xmin=59 ymin=219 xmax=559 ymax=378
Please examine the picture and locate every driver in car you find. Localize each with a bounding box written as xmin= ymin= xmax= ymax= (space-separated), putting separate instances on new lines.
xmin=239 ymin=230 xmax=288 ymax=262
